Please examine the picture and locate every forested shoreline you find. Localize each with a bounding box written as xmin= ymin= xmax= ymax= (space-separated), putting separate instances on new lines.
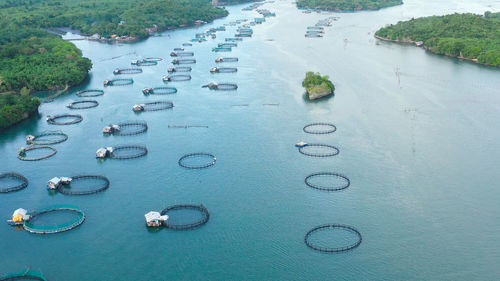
xmin=375 ymin=12 xmax=500 ymax=67
xmin=296 ymin=0 xmax=402 ymax=11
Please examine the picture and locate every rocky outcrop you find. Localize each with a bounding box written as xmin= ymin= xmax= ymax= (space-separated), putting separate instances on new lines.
xmin=307 ymin=85 xmax=333 ymax=100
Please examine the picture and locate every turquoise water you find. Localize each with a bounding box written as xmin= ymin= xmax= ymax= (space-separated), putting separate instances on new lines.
xmin=1 ymin=0 xmax=500 ymax=280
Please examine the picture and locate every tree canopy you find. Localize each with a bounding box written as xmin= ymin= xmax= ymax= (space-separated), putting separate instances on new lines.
xmin=375 ymin=12 xmax=500 ymax=67
xmin=296 ymin=0 xmax=402 ymax=11
xmin=302 ymin=72 xmax=335 ymax=93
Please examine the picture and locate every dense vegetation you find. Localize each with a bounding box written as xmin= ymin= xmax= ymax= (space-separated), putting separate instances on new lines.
xmin=0 ymin=0 xmax=230 ymax=129
xmin=302 ymin=72 xmax=335 ymax=96
xmin=296 ymin=0 xmax=402 ymax=11
xmin=375 ymin=12 xmax=500 ymax=67
xmin=0 ymin=90 xmax=40 ymax=130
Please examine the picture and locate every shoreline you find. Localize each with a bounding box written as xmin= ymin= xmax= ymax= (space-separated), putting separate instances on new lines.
xmin=374 ymin=35 xmax=499 ymax=68
xmin=296 ymin=2 xmax=403 ymax=12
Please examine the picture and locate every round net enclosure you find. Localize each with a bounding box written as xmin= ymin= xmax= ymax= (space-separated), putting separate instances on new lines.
xmin=173 ymin=51 xmax=194 ymax=57
xmin=23 ymin=205 xmax=85 ymax=234
xmin=304 ymin=224 xmax=362 ymax=253
xmin=0 ymin=173 xmax=28 ymax=193
xmin=172 ymin=59 xmax=196 ymax=65
xmin=163 ymin=75 xmax=191 ymax=82
xmin=27 ymin=131 xmax=68 ymax=145
xmin=215 ymin=57 xmax=238 ymax=63
xmin=104 ymin=78 xmax=134 ymax=86
xmin=178 ymin=153 xmax=216 ymax=169
xmin=168 ymin=66 xmax=192 ymax=73
xmin=136 ymin=60 xmax=158 ymax=66
xmin=113 ymin=68 xmax=142 ymax=75
xmin=46 ymin=114 xmax=83 ymax=125
xmin=215 ymin=83 xmax=238 ymax=91
xmin=182 ymin=43 xmax=193 ymax=46
xmin=110 ymin=145 xmax=148 ymax=159
xmin=76 ymin=89 xmax=104 ymax=97
xmin=303 ymin=123 xmax=337 ymax=134
xmin=67 ymin=100 xmax=99 ymax=109
xmin=211 ymin=67 xmax=238 ymax=73
xmin=298 ymin=144 xmax=339 ymax=157
xmin=305 ymin=172 xmax=350 ymax=191
xmin=18 ymin=146 xmax=57 ymax=161
xmin=143 ymin=87 xmax=177 ymax=95
xmin=160 ymin=204 xmax=210 ymax=230
xmin=144 ymin=57 xmax=163 ymax=62
xmin=109 ymin=121 xmax=148 ymax=136
xmin=135 ymin=101 xmax=174 ymax=112
xmin=57 ymin=175 xmax=110 ymax=195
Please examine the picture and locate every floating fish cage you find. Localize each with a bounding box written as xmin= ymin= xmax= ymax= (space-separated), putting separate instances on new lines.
xmin=26 ymin=131 xmax=68 ymax=145
xmin=172 ymin=59 xmax=196 ymax=65
xmin=96 ymin=145 xmax=148 ymax=160
xmin=46 ymin=114 xmax=83 ymax=125
xmin=67 ymin=100 xmax=99 ymax=110
xmin=178 ymin=152 xmax=216 ymax=169
xmin=17 ymin=145 xmax=57 ymax=161
xmin=167 ymin=66 xmax=192 ymax=73
xmin=159 ymin=204 xmax=210 ymax=230
xmin=103 ymin=78 xmax=134 ymax=86
xmin=297 ymin=143 xmax=339 ymax=157
xmin=210 ymin=67 xmax=238 ymax=73
xmin=304 ymin=224 xmax=362 ymax=253
xmin=113 ymin=68 xmax=142 ymax=75
xmin=0 ymin=172 xmax=28 ymax=193
xmin=212 ymin=47 xmax=232 ymax=52
xmin=102 ymin=120 xmax=148 ymax=136
xmin=76 ymin=89 xmax=104 ymax=97
xmin=132 ymin=101 xmax=174 ymax=112
xmin=218 ymin=43 xmax=237 ymax=48
xmin=182 ymin=43 xmax=193 ymax=46
xmin=304 ymin=172 xmax=350 ymax=191
xmin=215 ymin=57 xmax=239 ymax=63
xmin=202 ymin=82 xmax=238 ymax=91
xmin=170 ymin=51 xmax=194 ymax=57
xmin=303 ymin=123 xmax=337 ymax=134
xmin=18 ymin=205 xmax=86 ymax=234
xmin=47 ymin=175 xmax=110 ymax=195
xmin=163 ymin=74 xmax=192 ymax=82
xmin=142 ymin=87 xmax=177 ymax=95
xmin=225 ymin=37 xmax=243 ymax=42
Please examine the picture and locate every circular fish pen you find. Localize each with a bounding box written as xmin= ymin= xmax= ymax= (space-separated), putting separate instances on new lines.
xmin=56 ymin=175 xmax=110 ymax=196
xmin=0 ymin=173 xmax=28 ymax=193
xmin=173 ymin=47 xmax=184 ymax=51
xmin=113 ymin=68 xmax=143 ymax=75
xmin=215 ymin=57 xmax=238 ymax=63
xmin=142 ymin=87 xmax=177 ymax=95
xmin=47 ymin=114 xmax=83 ymax=125
xmin=305 ymin=172 xmax=350 ymax=191
xmin=133 ymin=101 xmax=174 ymax=112
xmin=163 ymin=75 xmax=192 ymax=82
xmin=303 ymin=123 xmax=337 ymax=134
xmin=136 ymin=60 xmax=157 ymax=66
xmin=105 ymin=121 xmax=148 ymax=136
xmin=182 ymin=43 xmax=193 ymax=46
xmin=76 ymin=89 xmax=104 ymax=97
xmin=23 ymin=205 xmax=85 ymax=234
xmin=26 ymin=131 xmax=68 ymax=145
xmin=168 ymin=66 xmax=192 ymax=73
xmin=178 ymin=153 xmax=216 ymax=169
xmin=110 ymin=145 xmax=148 ymax=159
xmin=172 ymin=59 xmax=196 ymax=65
xmin=210 ymin=67 xmax=238 ymax=73
xmin=304 ymin=224 xmax=362 ymax=253
xmin=160 ymin=204 xmax=210 ymax=230
xmin=298 ymin=144 xmax=339 ymax=157
xmin=104 ymin=78 xmax=134 ymax=86
xmin=67 ymin=100 xmax=99 ymax=109
xmin=144 ymin=57 xmax=163 ymax=62
xmin=305 ymin=33 xmax=323 ymax=38
xmin=18 ymin=146 xmax=57 ymax=161
xmin=171 ymin=51 xmax=194 ymax=57
xmin=214 ymin=83 xmax=238 ymax=91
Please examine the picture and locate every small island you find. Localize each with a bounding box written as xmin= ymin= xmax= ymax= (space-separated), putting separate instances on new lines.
xmin=302 ymin=72 xmax=335 ymax=100
xmin=296 ymin=0 xmax=403 ymax=11
xmin=375 ymin=12 xmax=500 ymax=67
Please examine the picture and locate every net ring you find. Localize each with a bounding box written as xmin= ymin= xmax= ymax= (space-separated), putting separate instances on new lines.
xmin=27 ymin=131 xmax=68 ymax=145
xmin=56 ymin=175 xmax=110 ymax=196
xmin=0 ymin=172 xmax=29 ymax=193
xmin=178 ymin=153 xmax=216 ymax=169
xmin=23 ymin=205 xmax=85 ymax=234
xmin=304 ymin=172 xmax=350 ymax=191
xmin=67 ymin=100 xmax=99 ymax=109
xmin=298 ymin=144 xmax=339 ymax=157
xmin=304 ymin=224 xmax=362 ymax=253
xmin=303 ymin=123 xmax=337 ymax=134
xmin=18 ymin=146 xmax=57 ymax=161
xmin=47 ymin=114 xmax=83 ymax=125
xmin=110 ymin=145 xmax=148 ymax=159
xmin=160 ymin=204 xmax=210 ymax=230
xmin=76 ymin=89 xmax=104 ymax=97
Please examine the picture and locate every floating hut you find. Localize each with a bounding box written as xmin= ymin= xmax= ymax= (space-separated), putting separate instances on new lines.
xmin=96 ymin=147 xmax=114 ymax=158
xmin=7 ymin=208 xmax=30 ymax=226
xmin=47 ymin=177 xmax=72 ymax=189
xmin=133 ymin=104 xmax=146 ymax=112
xmin=295 ymin=141 xmax=308 ymax=147
xmin=26 ymin=135 xmax=35 ymax=143
xmin=102 ymin=124 xmax=121 ymax=134
xmin=144 ymin=211 xmax=168 ymax=227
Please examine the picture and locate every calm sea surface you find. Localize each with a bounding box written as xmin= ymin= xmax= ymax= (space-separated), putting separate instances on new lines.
xmin=1 ymin=0 xmax=500 ymax=280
